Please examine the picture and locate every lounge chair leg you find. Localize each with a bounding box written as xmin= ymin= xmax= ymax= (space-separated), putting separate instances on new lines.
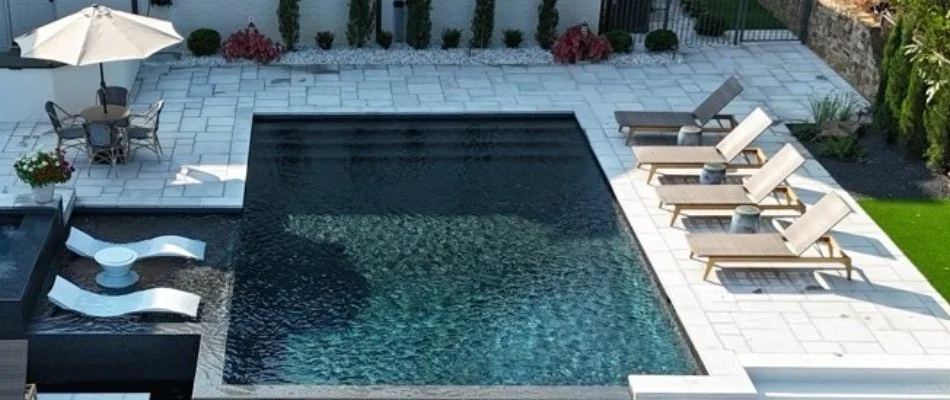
xmin=844 ymin=254 xmax=852 ymax=280
xmin=669 ymin=207 xmax=681 ymax=226
xmin=703 ymin=259 xmax=716 ymax=280
xmin=647 ymin=165 xmax=658 ymax=183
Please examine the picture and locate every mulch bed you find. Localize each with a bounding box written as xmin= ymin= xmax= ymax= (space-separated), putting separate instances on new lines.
xmin=795 ymin=127 xmax=950 ymax=200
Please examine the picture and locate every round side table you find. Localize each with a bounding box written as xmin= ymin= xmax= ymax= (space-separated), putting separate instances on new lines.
xmin=729 ymin=205 xmax=761 ymax=233
xmin=81 ymin=106 xmax=130 ymax=123
xmin=94 ymin=247 xmax=139 ymax=288
xmin=677 ymin=125 xmax=702 ymax=146
xmin=700 ymin=162 xmax=727 ymax=184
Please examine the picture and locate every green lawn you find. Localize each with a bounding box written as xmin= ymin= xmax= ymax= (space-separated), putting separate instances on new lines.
xmin=704 ymin=0 xmax=788 ymax=30
xmin=859 ymin=199 xmax=950 ymax=301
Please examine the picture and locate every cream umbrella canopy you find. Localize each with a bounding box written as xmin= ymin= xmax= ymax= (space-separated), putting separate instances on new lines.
xmin=14 ymin=4 xmax=183 ymax=112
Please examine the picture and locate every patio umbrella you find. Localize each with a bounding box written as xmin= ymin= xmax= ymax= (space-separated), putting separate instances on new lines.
xmin=14 ymin=4 xmax=183 ymax=112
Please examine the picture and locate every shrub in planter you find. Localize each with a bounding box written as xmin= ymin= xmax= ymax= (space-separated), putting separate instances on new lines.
xmin=924 ymin=88 xmax=950 ymax=171
xmin=644 ymin=29 xmax=677 ymax=52
xmin=470 ymin=0 xmax=495 ymax=48
xmin=223 ymin=25 xmax=282 ymax=64
xmin=277 ymin=0 xmax=300 ymax=50
xmin=406 ymin=0 xmax=432 ymax=49
xmin=14 ymin=148 xmax=74 ymax=188
xmin=347 ymin=0 xmax=374 ymax=47
xmin=551 ymin=24 xmax=612 ymax=64
xmin=316 ymin=31 xmax=335 ymax=50
xmin=187 ymin=28 xmax=222 ymax=56
xmin=605 ymin=30 xmax=632 ymax=53
xmin=897 ymin=69 xmax=927 ymax=155
xmin=441 ymin=29 xmax=462 ymax=49
xmin=694 ymin=13 xmax=727 ymax=37
xmin=377 ymin=30 xmax=394 ymax=49
xmin=502 ymin=29 xmax=523 ymax=48
xmin=535 ymin=0 xmax=559 ymax=50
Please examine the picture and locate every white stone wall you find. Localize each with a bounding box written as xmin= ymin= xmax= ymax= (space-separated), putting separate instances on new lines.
xmin=50 ymin=0 xmax=600 ymax=48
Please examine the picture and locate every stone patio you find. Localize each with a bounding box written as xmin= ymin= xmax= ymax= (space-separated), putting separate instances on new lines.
xmin=2 ymin=42 xmax=950 ymax=398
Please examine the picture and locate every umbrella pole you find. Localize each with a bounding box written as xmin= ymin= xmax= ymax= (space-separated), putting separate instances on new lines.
xmin=99 ymin=63 xmax=108 ymax=114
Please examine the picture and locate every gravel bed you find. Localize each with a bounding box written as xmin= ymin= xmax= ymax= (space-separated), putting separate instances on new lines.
xmin=145 ymin=43 xmax=683 ymax=67
xmin=800 ymin=130 xmax=950 ymax=200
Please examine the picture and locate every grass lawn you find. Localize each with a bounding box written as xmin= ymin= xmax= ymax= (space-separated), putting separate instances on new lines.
xmin=859 ymin=199 xmax=950 ymax=301
xmin=704 ymin=0 xmax=788 ymax=30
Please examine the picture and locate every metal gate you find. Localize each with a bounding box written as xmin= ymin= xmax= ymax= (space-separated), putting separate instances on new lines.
xmin=599 ymin=0 xmax=806 ymax=47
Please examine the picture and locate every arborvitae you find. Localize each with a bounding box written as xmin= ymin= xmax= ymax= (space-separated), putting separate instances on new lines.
xmin=898 ymin=69 xmax=928 ymax=156
xmin=346 ymin=0 xmax=374 ymax=47
xmin=535 ymin=0 xmax=559 ymax=50
xmin=277 ymin=0 xmax=300 ymax=50
xmin=406 ymin=0 xmax=432 ymax=49
xmin=924 ymin=88 xmax=950 ymax=171
xmin=885 ymin=18 xmax=915 ymax=137
xmin=873 ymin=18 xmax=902 ymax=141
xmin=470 ymin=0 xmax=495 ymax=48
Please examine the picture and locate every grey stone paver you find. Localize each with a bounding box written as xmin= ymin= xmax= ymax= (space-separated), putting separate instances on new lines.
xmin=2 ymin=41 xmax=949 ymax=397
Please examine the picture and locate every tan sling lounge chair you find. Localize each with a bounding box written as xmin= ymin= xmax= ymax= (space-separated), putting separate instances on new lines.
xmin=688 ymin=192 xmax=853 ymax=280
xmin=616 ymin=76 xmax=743 ymax=145
xmin=656 ymin=144 xmax=807 ymax=225
xmin=634 ymin=107 xmax=773 ymax=183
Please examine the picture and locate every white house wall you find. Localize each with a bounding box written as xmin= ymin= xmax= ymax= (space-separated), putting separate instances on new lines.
xmin=53 ymin=0 xmax=600 ymax=49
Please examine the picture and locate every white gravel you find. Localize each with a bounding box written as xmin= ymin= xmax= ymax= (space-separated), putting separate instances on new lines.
xmin=144 ymin=42 xmax=683 ymax=67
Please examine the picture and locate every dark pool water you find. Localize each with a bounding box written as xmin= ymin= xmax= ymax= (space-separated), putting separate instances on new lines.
xmin=224 ymin=115 xmax=698 ymax=386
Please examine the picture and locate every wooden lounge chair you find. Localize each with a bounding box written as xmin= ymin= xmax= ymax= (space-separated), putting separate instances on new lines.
xmin=656 ymin=144 xmax=806 ymax=226
xmin=634 ymin=107 xmax=773 ymax=183
xmin=687 ymin=192 xmax=853 ymax=280
xmin=616 ymin=76 xmax=743 ymax=145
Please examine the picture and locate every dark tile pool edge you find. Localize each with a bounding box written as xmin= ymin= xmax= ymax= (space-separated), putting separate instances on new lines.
xmin=72 ymin=207 xmax=244 ymax=215
xmin=252 ymin=111 xmax=578 ymax=124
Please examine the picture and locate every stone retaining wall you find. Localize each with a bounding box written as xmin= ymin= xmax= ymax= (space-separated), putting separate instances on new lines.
xmin=758 ymin=0 xmax=884 ymax=99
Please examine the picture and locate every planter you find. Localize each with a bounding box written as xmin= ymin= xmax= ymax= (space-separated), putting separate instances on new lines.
xmin=31 ymin=185 xmax=54 ymax=204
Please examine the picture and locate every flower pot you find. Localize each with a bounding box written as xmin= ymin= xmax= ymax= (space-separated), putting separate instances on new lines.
xmin=32 ymin=185 xmax=54 ymax=204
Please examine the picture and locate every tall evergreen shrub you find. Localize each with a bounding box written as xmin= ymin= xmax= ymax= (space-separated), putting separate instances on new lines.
xmin=898 ymin=69 xmax=928 ymax=155
xmin=346 ymin=0 xmax=374 ymax=47
xmin=536 ymin=0 xmax=559 ymax=50
xmin=470 ymin=0 xmax=495 ymax=48
xmin=884 ymin=20 xmax=915 ymax=138
xmin=406 ymin=0 xmax=432 ymax=49
xmin=873 ymin=18 xmax=903 ymax=141
xmin=277 ymin=0 xmax=300 ymax=50
xmin=924 ymin=89 xmax=950 ymax=171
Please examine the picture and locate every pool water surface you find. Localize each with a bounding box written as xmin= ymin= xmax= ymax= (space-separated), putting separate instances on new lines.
xmin=224 ymin=115 xmax=698 ymax=386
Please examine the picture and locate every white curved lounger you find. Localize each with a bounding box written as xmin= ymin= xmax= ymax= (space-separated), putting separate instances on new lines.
xmin=48 ymin=276 xmax=201 ymax=318
xmin=66 ymin=227 xmax=206 ymax=261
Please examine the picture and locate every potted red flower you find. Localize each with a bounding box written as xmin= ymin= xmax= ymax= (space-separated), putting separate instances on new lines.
xmin=14 ymin=148 xmax=74 ymax=203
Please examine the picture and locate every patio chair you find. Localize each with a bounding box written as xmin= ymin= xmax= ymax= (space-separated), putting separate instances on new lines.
xmin=83 ymin=122 xmax=124 ymax=177
xmin=687 ymin=192 xmax=853 ymax=280
xmin=616 ymin=76 xmax=744 ymax=145
xmin=66 ymin=226 xmax=207 ymax=261
xmin=656 ymin=144 xmax=807 ymax=226
xmin=96 ymin=86 xmax=129 ymax=107
xmin=127 ymin=99 xmax=164 ymax=161
xmin=48 ymin=276 xmax=201 ymax=318
xmin=44 ymin=101 xmax=86 ymax=152
xmin=633 ymin=107 xmax=773 ymax=183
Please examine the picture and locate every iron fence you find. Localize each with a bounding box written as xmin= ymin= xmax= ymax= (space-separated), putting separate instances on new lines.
xmin=600 ymin=0 xmax=804 ymax=47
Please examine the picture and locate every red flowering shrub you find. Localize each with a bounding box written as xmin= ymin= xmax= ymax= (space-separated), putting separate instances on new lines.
xmin=223 ymin=25 xmax=282 ymax=64
xmin=551 ymin=24 xmax=613 ymax=64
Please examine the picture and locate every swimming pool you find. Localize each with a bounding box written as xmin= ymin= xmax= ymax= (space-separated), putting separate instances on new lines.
xmin=224 ymin=114 xmax=698 ymax=386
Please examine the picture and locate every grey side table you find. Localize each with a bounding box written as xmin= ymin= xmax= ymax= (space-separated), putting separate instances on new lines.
xmin=700 ymin=162 xmax=727 ymax=184
xmin=677 ymin=125 xmax=702 ymax=146
xmin=729 ymin=205 xmax=761 ymax=233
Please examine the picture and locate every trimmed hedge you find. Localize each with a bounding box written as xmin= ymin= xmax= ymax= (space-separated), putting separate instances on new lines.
xmin=187 ymin=28 xmax=221 ymax=56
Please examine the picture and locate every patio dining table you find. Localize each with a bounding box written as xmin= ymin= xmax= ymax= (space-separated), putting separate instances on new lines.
xmin=81 ymin=106 xmax=130 ymax=123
